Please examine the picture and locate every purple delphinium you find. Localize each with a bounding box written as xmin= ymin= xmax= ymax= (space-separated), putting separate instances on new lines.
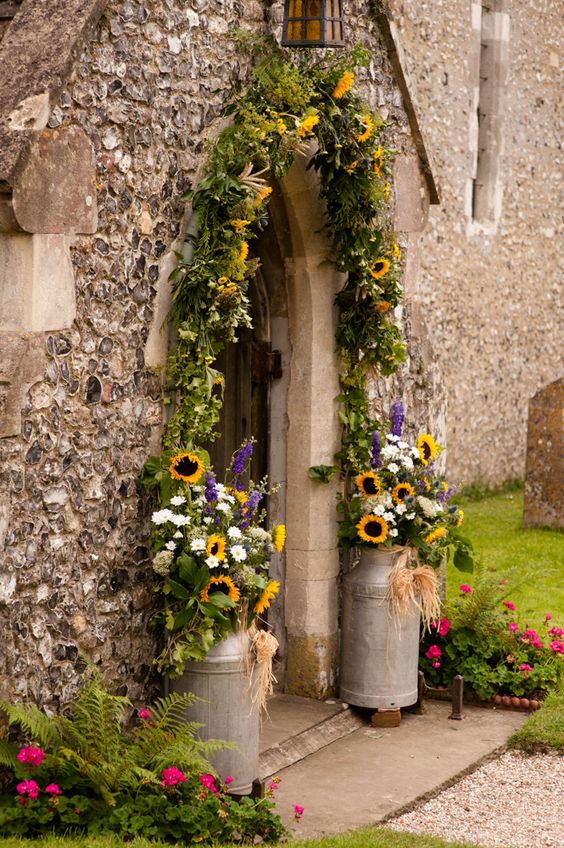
xmin=204 ymin=472 xmax=218 ymax=503
xmin=231 ymin=440 xmax=254 ymax=488
xmin=370 ymin=431 xmax=381 ymax=470
xmin=437 ymin=485 xmax=453 ymax=504
xmin=390 ymin=401 xmax=405 ymax=437
xmin=239 ymin=489 xmax=262 ymax=529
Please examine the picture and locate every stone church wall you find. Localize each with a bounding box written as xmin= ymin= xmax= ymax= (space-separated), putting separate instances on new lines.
xmin=1 ymin=0 xmax=434 ymax=707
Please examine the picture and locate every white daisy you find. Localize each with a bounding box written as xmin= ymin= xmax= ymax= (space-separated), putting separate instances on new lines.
xmin=387 ymin=462 xmax=400 ymax=474
xmin=170 ymin=495 xmax=186 ymax=506
xmin=173 ymin=531 xmax=183 ymax=538
xmin=216 ymin=501 xmax=231 ymax=513
xmin=190 ymin=538 xmax=206 ymax=552
xmin=151 ymin=508 xmax=175 ymax=525
xmin=383 ymin=511 xmax=396 ymax=522
xmin=397 ymin=441 xmax=409 ymax=450
xmin=401 ymin=456 xmax=414 ymax=470
xmin=205 ymin=555 xmax=220 ymax=569
xmin=389 ymin=528 xmax=399 ymax=537
xmin=406 ymin=512 xmax=416 ymax=520
xmin=386 ymin=434 xmax=399 ymax=443
xmin=230 ymin=545 xmax=247 ymax=562
xmin=395 ymin=503 xmax=407 ymax=515
xmin=203 ymin=516 xmax=213 ymax=525
xmin=170 ymin=514 xmax=191 ymax=527
xmin=165 ymin=541 xmax=176 ymax=551
xmin=381 ymin=445 xmax=399 ymax=461
xmin=227 ymin=527 xmax=242 ymax=539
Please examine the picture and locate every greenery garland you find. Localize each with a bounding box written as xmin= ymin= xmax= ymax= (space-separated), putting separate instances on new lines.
xmin=158 ymin=43 xmax=406 ymax=475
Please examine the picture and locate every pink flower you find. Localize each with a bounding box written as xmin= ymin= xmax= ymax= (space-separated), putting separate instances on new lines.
xmin=548 ymin=626 xmax=563 ymax=637
xmin=16 ymin=780 xmax=40 ymax=800
xmin=519 ymin=663 xmax=533 ymax=674
xmin=459 ymin=584 xmax=472 ymax=594
xmin=425 ymin=645 xmax=442 ymax=660
xmin=138 ymin=708 xmax=152 ymax=721
xmin=293 ymin=804 xmax=304 ymax=820
xmin=545 ymin=614 xmax=552 ymax=622
xmin=44 ymin=783 xmax=62 ymax=796
xmin=520 ymin=629 xmax=543 ymax=649
xmin=508 ymin=622 xmax=519 ymax=632
xmin=160 ymin=767 xmax=186 ymax=787
xmin=431 ymin=618 xmax=451 ymax=637
xmin=225 ymin=776 xmax=233 ymax=785
xmin=502 ymin=601 xmax=516 ymax=611
xmin=16 ymin=746 xmax=45 ymax=768
xmin=549 ymin=640 xmax=564 ymax=653
xmin=199 ymin=773 xmax=218 ymax=794
xmin=268 ymin=780 xmax=279 ymax=791
xmin=431 ymin=661 xmax=441 ymax=669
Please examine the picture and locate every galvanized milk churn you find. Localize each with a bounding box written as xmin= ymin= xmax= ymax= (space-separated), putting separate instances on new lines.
xmin=172 ymin=630 xmax=259 ymax=795
xmin=340 ymin=547 xmax=420 ymax=709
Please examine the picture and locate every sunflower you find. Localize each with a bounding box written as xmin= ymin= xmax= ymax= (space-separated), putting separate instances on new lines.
xmin=373 ymin=145 xmax=384 ymax=175
xmin=344 ymin=160 xmax=359 ymax=174
xmin=276 ymin=119 xmax=287 ymax=135
xmin=417 ymin=434 xmax=439 ymax=465
xmin=296 ymin=113 xmax=320 ymax=138
xmin=373 ymin=300 xmax=391 ymax=313
xmin=356 ymin=113 xmax=374 ymax=143
xmin=425 ymin=527 xmax=448 ymax=545
xmin=205 ymin=534 xmax=226 ymax=561
xmin=332 ymin=71 xmax=355 ymax=99
xmin=254 ymin=580 xmax=280 ymax=615
xmin=257 ymin=187 xmax=273 ymax=203
xmin=232 ymin=489 xmax=248 ymax=505
xmin=392 ymin=482 xmax=415 ymax=503
xmin=456 ymin=509 xmax=465 ymax=528
xmin=169 ymin=452 xmax=205 ymax=484
xmin=272 ymin=525 xmax=286 ymax=552
xmin=369 ymin=259 xmax=390 ymax=280
xmin=238 ymin=241 xmax=249 ymax=262
xmin=357 ymin=515 xmax=388 ymax=544
xmin=392 ymin=242 xmax=401 ymax=261
xmin=355 ymin=472 xmax=382 ymax=497
xmin=230 ymin=219 xmax=250 ymax=232
xmin=200 ymin=575 xmax=240 ymax=605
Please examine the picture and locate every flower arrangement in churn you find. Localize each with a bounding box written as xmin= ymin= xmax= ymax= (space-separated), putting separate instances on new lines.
xmin=338 ymin=402 xmax=474 ymax=626
xmin=143 ymin=440 xmax=284 ymax=680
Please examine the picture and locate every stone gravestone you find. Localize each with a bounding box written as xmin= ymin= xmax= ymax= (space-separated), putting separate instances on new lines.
xmin=523 ymin=377 xmax=564 ymax=529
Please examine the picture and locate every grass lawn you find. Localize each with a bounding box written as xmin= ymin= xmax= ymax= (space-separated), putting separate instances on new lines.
xmin=0 ymin=828 xmax=491 ymax=848
xmin=509 ymin=680 xmax=564 ymax=753
xmin=446 ymin=489 xmax=564 ymax=627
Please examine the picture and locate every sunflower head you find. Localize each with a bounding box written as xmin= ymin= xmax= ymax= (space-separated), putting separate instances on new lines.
xmin=456 ymin=509 xmax=464 ymax=528
xmin=357 ymin=514 xmax=388 ymax=544
xmin=169 ymin=452 xmax=205 ymax=484
xmin=206 ymin=534 xmax=226 ymax=561
xmin=272 ymin=525 xmax=286 ymax=552
xmin=369 ymin=258 xmax=390 ymax=280
xmin=425 ymin=527 xmax=448 ymax=545
xmin=392 ymin=482 xmax=415 ymax=504
xmin=254 ymin=580 xmax=280 ymax=615
xmin=355 ymin=473 xmax=382 ymax=498
xmin=417 ymin=434 xmax=439 ymax=466
xmin=200 ymin=575 xmax=240 ymax=606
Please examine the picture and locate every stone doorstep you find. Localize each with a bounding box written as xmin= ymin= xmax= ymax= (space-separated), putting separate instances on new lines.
xmin=259 ymin=704 xmax=365 ymax=779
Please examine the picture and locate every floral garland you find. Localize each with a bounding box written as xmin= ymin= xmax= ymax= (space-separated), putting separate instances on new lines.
xmin=161 ymin=45 xmax=406 ymax=462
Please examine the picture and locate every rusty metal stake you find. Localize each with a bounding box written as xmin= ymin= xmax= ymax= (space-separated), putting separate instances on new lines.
xmin=449 ymin=674 xmax=464 ymax=720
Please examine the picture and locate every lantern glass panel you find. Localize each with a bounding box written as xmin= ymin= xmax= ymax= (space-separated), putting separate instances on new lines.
xmin=282 ymin=0 xmax=345 ymax=48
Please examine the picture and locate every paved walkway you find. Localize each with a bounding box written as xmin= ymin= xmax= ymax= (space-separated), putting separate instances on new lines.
xmin=259 ymin=695 xmax=525 ymax=839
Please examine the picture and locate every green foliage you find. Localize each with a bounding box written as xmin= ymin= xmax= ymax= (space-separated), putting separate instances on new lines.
xmin=308 ymin=465 xmax=338 ymax=483
xmin=0 ymin=672 xmax=285 ymax=843
xmin=420 ymin=569 xmax=564 ymax=699
xmin=509 ymin=681 xmax=564 ymax=753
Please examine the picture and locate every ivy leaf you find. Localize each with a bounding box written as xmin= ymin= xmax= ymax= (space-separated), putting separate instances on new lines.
xmin=308 ymin=465 xmax=338 ymax=484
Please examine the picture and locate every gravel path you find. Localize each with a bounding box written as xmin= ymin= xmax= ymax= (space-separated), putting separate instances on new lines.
xmin=388 ymin=751 xmax=564 ymax=848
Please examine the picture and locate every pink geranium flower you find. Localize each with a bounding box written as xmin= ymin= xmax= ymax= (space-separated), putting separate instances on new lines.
xmin=16 ymin=780 xmax=40 ymax=800
xmin=519 ymin=663 xmax=533 ymax=674
xmin=502 ymin=601 xmax=516 ymax=611
xmin=432 ymin=661 xmax=441 ymax=669
xmin=431 ymin=618 xmax=451 ymax=637
xmin=425 ymin=645 xmax=442 ymax=660
xmin=138 ymin=708 xmax=152 ymax=721
xmin=225 ymin=776 xmax=233 ymax=785
xmin=549 ymin=640 xmax=564 ymax=653
xmin=459 ymin=584 xmax=472 ymax=594
xmin=199 ymin=773 xmax=218 ymax=793
xmin=545 ymin=613 xmax=552 ymax=622
xmin=45 ymin=783 xmax=62 ymax=796
xmin=520 ymin=629 xmax=543 ymax=649
xmin=548 ymin=626 xmax=563 ymax=637
xmin=293 ymin=804 xmax=304 ymax=820
xmin=508 ymin=622 xmax=519 ymax=632
xmin=160 ymin=766 xmax=186 ymax=787
xmin=16 ymin=746 xmax=45 ymax=768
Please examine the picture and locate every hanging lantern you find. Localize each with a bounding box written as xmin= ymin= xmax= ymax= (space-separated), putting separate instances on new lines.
xmin=282 ymin=1 xmax=345 ymax=48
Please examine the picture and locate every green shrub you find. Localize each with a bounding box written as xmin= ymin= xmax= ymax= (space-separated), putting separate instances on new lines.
xmin=0 ymin=671 xmax=285 ymax=843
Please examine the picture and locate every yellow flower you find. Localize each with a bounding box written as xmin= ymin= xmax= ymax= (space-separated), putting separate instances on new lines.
xmin=217 ymin=276 xmax=229 ymax=287
xmin=373 ymin=300 xmax=391 ymax=313
xmin=214 ymin=376 xmax=223 ymax=385
xmin=425 ymin=527 xmax=448 ymax=544
xmin=200 ymin=575 xmax=240 ymax=606
xmin=272 ymin=525 xmax=286 ymax=552
xmin=254 ymin=580 xmax=280 ymax=615
xmin=344 ymin=161 xmax=359 ymax=174
xmin=355 ymin=472 xmax=382 ymax=497
xmin=392 ymin=242 xmax=401 ymax=261
xmin=357 ymin=515 xmax=388 ymax=544
xmin=356 ymin=113 xmax=374 ymax=143
xmin=206 ymin=534 xmax=226 ymax=561
xmin=233 ymin=489 xmax=248 ymax=505
xmin=296 ymin=113 xmax=320 ymax=138
xmin=230 ymin=219 xmax=251 ymax=232
xmin=332 ymin=71 xmax=355 ymax=99
xmin=238 ymin=241 xmax=249 ymax=262
xmin=276 ymin=119 xmax=287 ymax=135
xmin=169 ymin=452 xmax=205 ymax=484
xmin=417 ymin=434 xmax=439 ymax=465
xmin=370 ymin=258 xmax=390 ymax=280
xmin=257 ymin=186 xmax=273 ymax=202
xmin=456 ymin=509 xmax=465 ymax=528
xmin=392 ymin=482 xmax=415 ymax=503
xmin=373 ymin=146 xmax=384 ymax=175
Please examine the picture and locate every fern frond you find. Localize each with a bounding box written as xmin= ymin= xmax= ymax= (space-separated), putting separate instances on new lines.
xmin=148 ymin=691 xmax=199 ymax=733
xmin=0 ymin=702 xmax=61 ymax=748
xmin=0 ymin=739 xmax=18 ymax=769
xmin=66 ymin=671 xmax=130 ymax=759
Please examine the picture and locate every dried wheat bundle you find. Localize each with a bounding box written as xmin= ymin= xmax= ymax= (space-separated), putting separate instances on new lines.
xmin=387 ymin=551 xmax=441 ymax=632
xmin=250 ymin=628 xmax=279 ymax=715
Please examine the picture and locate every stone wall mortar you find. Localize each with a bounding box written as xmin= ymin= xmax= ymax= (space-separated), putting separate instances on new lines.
xmin=387 ymin=0 xmax=563 ymax=485
xmin=1 ymin=0 xmax=430 ymax=708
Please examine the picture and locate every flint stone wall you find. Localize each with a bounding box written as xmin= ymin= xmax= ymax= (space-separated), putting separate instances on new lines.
xmin=0 ymin=0 xmax=437 ymax=708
